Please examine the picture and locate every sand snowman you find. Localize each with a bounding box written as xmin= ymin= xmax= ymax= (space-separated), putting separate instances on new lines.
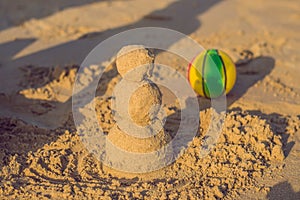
xmin=106 ymin=45 xmax=172 ymax=172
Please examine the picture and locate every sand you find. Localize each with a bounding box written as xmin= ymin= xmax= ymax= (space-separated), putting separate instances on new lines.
xmin=116 ymin=45 xmax=154 ymax=82
xmin=0 ymin=106 xmax=297 ymax=199
xmin=115 ymin=45 xmax=162 ymax=126
xmin=0 ymin=0 xmax=300 ymax=199
xmin=128 ymin=82 xmax=162 ymax=126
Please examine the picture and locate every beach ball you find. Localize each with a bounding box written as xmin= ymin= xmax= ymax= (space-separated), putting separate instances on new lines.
xmin=187 ymin=49 xmax=236 ymax=98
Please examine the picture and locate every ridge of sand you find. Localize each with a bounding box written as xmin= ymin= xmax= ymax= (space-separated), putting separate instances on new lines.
xmin=0 ymin=106 xmax=298 ymax=199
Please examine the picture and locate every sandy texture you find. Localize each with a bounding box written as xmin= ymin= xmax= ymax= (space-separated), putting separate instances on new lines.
xmin=116 ymin=45 xmax=161 ymax=126
xmin=0 ymin=107 xmax=298 ymax=199
xmin=107 ymin=126 xmax=170 ymax=153
xmin=116 ymin=45 xmax=154 ymax=82
xmin=0 ymin=0 xmax=300 ymax=199
xmin=128 ymin=82 xmax=162 ymax=126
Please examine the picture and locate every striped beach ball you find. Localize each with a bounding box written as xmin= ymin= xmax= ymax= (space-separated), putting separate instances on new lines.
xmin=187 ymin=49 xmax=236 ymax=98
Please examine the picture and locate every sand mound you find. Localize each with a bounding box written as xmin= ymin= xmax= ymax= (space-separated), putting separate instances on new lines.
xmin=116 ymin=45 xmax=154 ymax=82
xmin=107 ymin=126 xmax=171 ymax=153
xmin=0 ymin=106 xmax=294 ymax=199
xmin=128 ymin=82 xmax=162 ymax=126
xmin=19 ymin=65 xmax=78 ymax=102
xmin=0 ymin=65 xmax=78 ymax=128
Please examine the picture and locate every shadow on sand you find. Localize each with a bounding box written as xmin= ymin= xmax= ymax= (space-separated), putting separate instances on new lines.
xmin=1 ymin=0 xmax=220 ymax=68
xmin=267 ymin=181 xmax=300 ymax=200
xmin=0 ymin=0 xmax=98 ymax=31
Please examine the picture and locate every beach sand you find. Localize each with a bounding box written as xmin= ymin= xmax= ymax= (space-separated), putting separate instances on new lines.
xmin=0 ymin=0 xmax=299 ymax=199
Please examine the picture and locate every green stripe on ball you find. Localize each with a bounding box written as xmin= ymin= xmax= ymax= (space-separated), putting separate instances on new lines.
xmin=203 ymin=49 xmax=226 ymax=98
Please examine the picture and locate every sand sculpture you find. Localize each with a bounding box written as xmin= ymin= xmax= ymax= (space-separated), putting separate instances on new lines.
xmin=107 ymin=45 xmax=172 ymax=172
